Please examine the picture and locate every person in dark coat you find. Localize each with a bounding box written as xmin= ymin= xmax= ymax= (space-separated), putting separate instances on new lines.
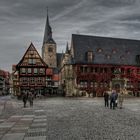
xmin=22 ymin=92 xmax=28 ymax=108
xmin=103 ymin=91 xmax=109 ymax=107
xmin=110 ymin=90 xmax=116 ymax=109
xmin=28 ymin=92 xmax=34 ymax=107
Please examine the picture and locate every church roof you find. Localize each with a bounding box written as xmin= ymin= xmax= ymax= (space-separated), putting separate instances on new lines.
xmin=43 ymin=10 xmax=56 ymax=45
xmin=65 ymin=42 xmax=69 ymax=54
xmin=72 ymin=34 xmax=140 ymax=66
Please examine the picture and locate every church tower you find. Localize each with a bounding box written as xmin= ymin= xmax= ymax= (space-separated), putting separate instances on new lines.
xmin=42 ymin=9 xmax=57 ymax=68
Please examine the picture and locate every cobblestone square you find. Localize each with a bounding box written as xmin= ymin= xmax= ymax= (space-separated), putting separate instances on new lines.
xmin=0 ymin=96 xmax=140 ymax=140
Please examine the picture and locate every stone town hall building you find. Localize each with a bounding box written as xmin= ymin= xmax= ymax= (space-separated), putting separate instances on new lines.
xmin=61 ymin=34 xmax=140 ymax=97
xmin=15 ymin=11 xmax=140 ymax=97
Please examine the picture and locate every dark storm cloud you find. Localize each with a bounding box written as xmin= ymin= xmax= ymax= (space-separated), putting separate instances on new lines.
xmin=0 ymin=0 xmax=140 ymax=71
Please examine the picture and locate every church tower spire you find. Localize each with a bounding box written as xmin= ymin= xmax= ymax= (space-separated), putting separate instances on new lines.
xmin=65 ymin=42 xmax=69 ymax=54
xmin=43 ymin=8 xmax=55 ymax=45
xmin=42 ymin=8 xmax=57 ymax=68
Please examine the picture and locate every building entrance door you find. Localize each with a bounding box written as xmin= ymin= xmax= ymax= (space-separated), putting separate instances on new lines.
xmin=112 ymin=79 xmax=124 ymax=91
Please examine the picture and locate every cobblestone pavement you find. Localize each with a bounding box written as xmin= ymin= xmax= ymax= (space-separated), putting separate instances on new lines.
xmin=0 ymin=96 xmax=140 ymax=140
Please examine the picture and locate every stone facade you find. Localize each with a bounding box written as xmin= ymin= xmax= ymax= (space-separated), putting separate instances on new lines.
xmin=42 ymin=43 xmax=57 ymax=68
xmin=60 ymin=64 xmax=75 ymax=96
xmin=59 ymin=34 xmax=140 ymax=97
xmin=42 ymin=10 xmax=57 ymax=69
xmin=41 ymin=11 xmax=60 ymax=95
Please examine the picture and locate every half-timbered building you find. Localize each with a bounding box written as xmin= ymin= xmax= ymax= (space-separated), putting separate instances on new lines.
xmin=12 ymin=65 xmax=20 ymax=96
xmin=0 ymin=69 xmax=10 ymax=95
xmin=16 ymin=43 xmax=48 ymax=96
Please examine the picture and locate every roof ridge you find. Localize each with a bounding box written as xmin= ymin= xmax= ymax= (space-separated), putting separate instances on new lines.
xmin=72 ymin=34 xmax=140 ymax=42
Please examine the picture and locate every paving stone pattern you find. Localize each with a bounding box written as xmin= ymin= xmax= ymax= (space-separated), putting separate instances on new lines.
xmin=0 ymin=97 xmax=140 ymax=140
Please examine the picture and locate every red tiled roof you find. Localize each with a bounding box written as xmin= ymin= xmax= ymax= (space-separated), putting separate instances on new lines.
xmin=0 ymin=70 xmax=10 ymax=77
xmin=52 ymin=74 xmax=59 ymax=81
xmin=46 ymin=68 xmax=53 ymax=75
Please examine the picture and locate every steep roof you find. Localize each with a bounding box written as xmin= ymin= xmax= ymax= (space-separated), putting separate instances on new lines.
xmin=43 ymin=10 xmax=56 ymax=45
xmin=65 ymin=42 xmax=69 ymax=54
xmin=17 ymin=43 xmax=47 ymax=67
xmin=72 ymin=34 xmax=140 ymax=66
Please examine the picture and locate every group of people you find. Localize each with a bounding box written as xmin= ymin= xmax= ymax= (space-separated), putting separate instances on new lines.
xmin=22 ymin=89 xmax=124 ymax=109
xmin=22 ymin=91 xmax=34 ymax=108
xmin=104 ymin=90 xmax=124 ymax=109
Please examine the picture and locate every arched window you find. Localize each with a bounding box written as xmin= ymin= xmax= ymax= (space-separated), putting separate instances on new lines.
xmin=112 ymin=49 xmax=117 ymax=54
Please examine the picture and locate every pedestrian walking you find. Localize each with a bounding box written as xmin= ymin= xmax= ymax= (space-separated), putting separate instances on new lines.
xmin=22 ymin=92 xmax=28 ymax=108
xmin=110 ymin=90 xmax=116 ymax=109
xmin=28 ymin=92 xmax=34 ymax=107
xmin=118 ymin=91 xmax=124 ymax=109
xmin=103 ymin=91 xmax=109 ymax=107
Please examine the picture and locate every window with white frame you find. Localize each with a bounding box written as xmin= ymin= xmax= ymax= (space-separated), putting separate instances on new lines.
xmin=21 ymin=68 xmax=26 ymax=74
xmin=34 ymin=68 xmax=38 ymax=74
xmin=90 ymin=82 xmax=94 ymax=87
xmin=80 ymin=81 xmax=87 ymax=88
xmin=28 ymin=68 xmax=32 ymax=74
xmin=38 ymin=77 xmax=42 ymax=83
xmin=28 ymin=59 xmax=36 ymax=65
xmin=30 ymin=77 xmax=34 ymax=84
xmin=20 ymin=77 xmax=28 ymax=84
xmin=40 ymin=68 xmax=44 ymax=74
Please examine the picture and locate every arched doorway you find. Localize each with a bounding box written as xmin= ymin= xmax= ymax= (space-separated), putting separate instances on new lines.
xmin=114 ymin=84 xmax=121 ymax=92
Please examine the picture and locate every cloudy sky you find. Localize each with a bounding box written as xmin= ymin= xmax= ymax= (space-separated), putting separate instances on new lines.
xmin=0 ymin=0 xmax=140 ymax=72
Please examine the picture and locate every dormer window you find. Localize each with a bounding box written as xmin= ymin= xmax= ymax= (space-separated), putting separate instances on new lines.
xmin=86 ymin=51 xmax=93 ymax=63
xmin=97 ymin=48 xmax=103 ymax=53
xmin=126 ymin=50 xmax=130 ymax=55
xmin=112 ymin=49 xmax=117 ymax=54
xmin=106 ymin=54 xmax=111 ymax=59
xmin=120 ymin=55 xmax=125 ymax=60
